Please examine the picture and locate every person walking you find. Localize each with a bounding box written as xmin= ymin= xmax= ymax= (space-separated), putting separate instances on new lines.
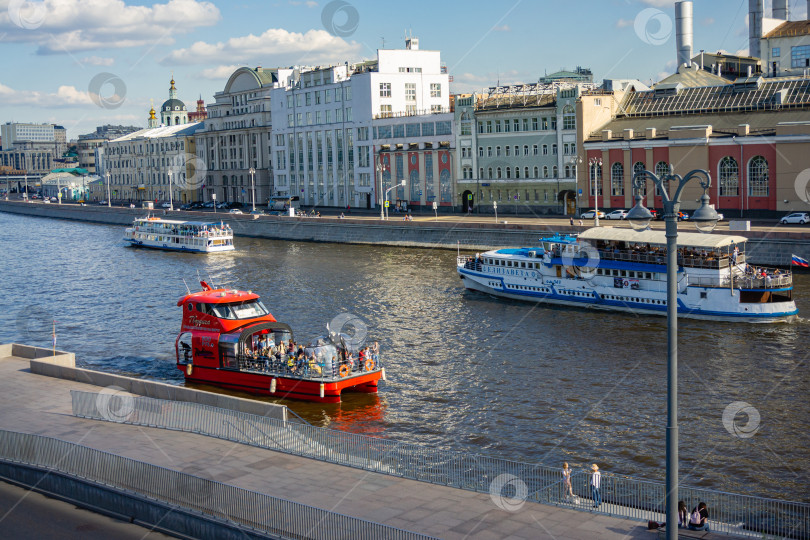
xmin=569 ymin=216 xmax=574 ymax=226
xmin=562 ymin=462 xmax=574 ymax=500
xmin=590 ymin=464 xmax=601 ymax=508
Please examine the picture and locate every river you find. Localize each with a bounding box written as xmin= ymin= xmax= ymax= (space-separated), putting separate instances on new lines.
xmin=2 ymin=212 xmax=808 ymax=502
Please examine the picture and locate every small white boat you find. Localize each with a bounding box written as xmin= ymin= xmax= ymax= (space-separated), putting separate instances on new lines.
xmin=457 ymin=227 xmax=798 ymax=322
xmin=124 ymin=217 xmax=234 ymax=253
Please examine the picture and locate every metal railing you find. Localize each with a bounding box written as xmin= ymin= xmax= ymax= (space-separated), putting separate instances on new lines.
xmin=236 ymin=353 xmax=381 ymax=382
xmin=0 ymin=429 xmax=436 ymax=540
xmin=71 ymin=390 xmax=810 ymax=539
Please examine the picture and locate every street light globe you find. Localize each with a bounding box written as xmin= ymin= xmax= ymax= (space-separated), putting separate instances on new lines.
xmin=626 ymin=194 xmax=653 ymax=232
xmin=691 ymin=192 xmax=719 ymax=233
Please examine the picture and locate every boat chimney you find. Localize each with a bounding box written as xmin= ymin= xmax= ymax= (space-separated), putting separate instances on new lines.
xmin=749 ymin=0 xmax=763 ymax=58
xmin=675 ymin=1 xmax=694 ymax=67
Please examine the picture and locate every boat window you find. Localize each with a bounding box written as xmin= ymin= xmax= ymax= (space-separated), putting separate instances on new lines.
xmin=211 ymin=299 xmax=269 ymax=320
xmin=187 ymin=302 xmax=193 ymax=311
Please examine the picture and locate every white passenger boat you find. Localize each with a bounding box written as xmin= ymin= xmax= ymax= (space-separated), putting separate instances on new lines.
xmin=457 ymin=227 xmax=797 ymax=322
xmin=124 ymin=217 xmax=234 ymax=253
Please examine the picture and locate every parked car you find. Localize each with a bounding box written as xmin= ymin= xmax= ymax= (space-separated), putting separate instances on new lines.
xmin=161 ymin=202 xmax=172 ymax=209
xmin=228 ymin=209 xmax=243 ymax=214
xmin=98 ymin=200 xmax=108 ymax=205
xmin=677 ymin=211 xmax=689 ymax=221
xmin=580 ymin=210 xmax=606 ymax=219
xmin=780 ymin=212 xmax=810 ymax=225
xmin=216 ymin=202 xmax=228 ymax=209
xmin=605 ymin=209 xmax=628 ymax=220
xmin=202 ymin=201 xmax=215 ymax=208
xmin=43 ymin=198 xmax=50 ymax=204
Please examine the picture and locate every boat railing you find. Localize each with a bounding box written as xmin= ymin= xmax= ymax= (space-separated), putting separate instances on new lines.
xmin=594 ymin=249 xmax=736 ymax=270
xmin=687 ymin=267 xmax=792 ymax=289
xmin=457 ymin=256 xmax=484 ymax=272
xmin=236 ymin=353 xmax=381 ymax=381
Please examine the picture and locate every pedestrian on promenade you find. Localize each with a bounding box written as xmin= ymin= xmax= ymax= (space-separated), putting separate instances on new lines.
xmin=688 ymin=502 xmax=709 ymax=532
xmin=579 ymin=219 xmax=583 ymax=227
xmin=562 ymin=462 xmax=574 ymax=500
xmin=569 ymin=216 xmax=574 ymax=226
xmin=590 ymin=464 xmax=601 ymax=508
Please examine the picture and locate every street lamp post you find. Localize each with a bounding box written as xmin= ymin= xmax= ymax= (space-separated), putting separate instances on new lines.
xmin=24 ymin=174 xmax=28 ymax=201
xmin=384 ymin=180 xmax=405 ymax=220
xmin=249 ymin=167 xmax=256 ymax=213
xmin=104 ymin=172 xmax=111 ymax=207
xmin=493 ymin=200 xmax=498 ymax=223
xmin=625 ymin=169 xmax=718 ymax=540
xmin=376 ymin=161 xmax=385 ymax=220
xmin=588 ymin=157 xmax=602 ymax=226
xmin=212 ymin=193 xmax=217 ymax=214
xmin=167 ymin=170 xmax=174 ymax=211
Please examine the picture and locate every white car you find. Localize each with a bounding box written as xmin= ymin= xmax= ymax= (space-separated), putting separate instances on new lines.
xmin=228 ymin=209 xmax=243 ymax=214
xmin=780 ymin=212 xmax=810 ymax=225
xmin=161 ymin=202 xmax=172 ymax=209
xmin=580 ymin=210 xmax=606 ymax=219
xmin=605 ymin=210 xmax=628 ymax=220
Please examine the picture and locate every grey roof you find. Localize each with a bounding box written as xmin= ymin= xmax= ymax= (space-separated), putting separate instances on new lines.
xmin=161 ymin=98 xmax=186 ymax=111
xmin=578 ymin=227 xmax=747 ymax=249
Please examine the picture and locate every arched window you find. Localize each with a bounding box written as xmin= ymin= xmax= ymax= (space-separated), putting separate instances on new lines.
xmin=611 ymin=162 xmax=624 ymax=196
xmin=543 ymin=166 xmax=549 ymax=178
xmin=719 ymin=156 xmax=739 ymax=196
xmin=552 ymin=165 xmax=558 ymax=177
xmin=633 ymin=162 xmax=647 ymax=196
xmin=488 ymin=167 xmax=493 ymax=179
xmin=505 ymin=167 xmax=511 ymax=179
xmin=655 ymin=161 xmax=669 ymax=196
xmin=515 ymin=167 xmax=520 ymax=179
xmin=748 ymin=156 xmax=769 ymax=196
xmin=496 ymin=167 xmax=502 ymax=179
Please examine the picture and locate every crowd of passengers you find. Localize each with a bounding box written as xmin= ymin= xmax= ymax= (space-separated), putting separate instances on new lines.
xmin=241 ymin=336 xmax=380 ymax=378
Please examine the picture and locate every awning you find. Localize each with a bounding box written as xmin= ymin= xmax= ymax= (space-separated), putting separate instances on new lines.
xmin=578 ymin=227 xmax=747 ymax=249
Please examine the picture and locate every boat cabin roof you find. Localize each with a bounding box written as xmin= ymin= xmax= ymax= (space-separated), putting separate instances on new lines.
xmin=135 ymin=218 xmax=226 ymax=227
xmin=177 ymin=288 xmax=260 ymax=306
xmin=578 ymin=227 xmax=747 ymax=249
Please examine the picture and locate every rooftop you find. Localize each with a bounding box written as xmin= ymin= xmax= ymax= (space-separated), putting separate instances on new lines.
xmin=109 ymin=122 xmax=203 ymax=142
xmin=764 ymin=20 xmax=810 ymax=38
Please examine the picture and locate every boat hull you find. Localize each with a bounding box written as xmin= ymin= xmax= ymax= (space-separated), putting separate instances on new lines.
xmin=180 ymin=363 xmax=381 ymax=403
xmin=126 ymin=238 xmax=234 ymax=253
xmin=458 ymin=268 xmax=798 ymax=323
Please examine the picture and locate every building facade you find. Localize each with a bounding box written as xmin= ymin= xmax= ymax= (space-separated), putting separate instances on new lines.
xmin=269 ymin=39 xmax=450 ymax=209
xmin=77 ymin=125 xmax=140 ymax=174
xmin=194 ymin=66 xmax=275 ymax=205
xmin=579 ymin=76 xmax=810 ymax=218
xmin=454 ymin=83 xmax=593 ymax=214
xmin=0 ymin=122 xmax=67 ymax=175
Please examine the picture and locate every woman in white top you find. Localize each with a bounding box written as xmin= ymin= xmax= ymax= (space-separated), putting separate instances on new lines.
xmin=562 ymin=462 xmax=574 ymax=499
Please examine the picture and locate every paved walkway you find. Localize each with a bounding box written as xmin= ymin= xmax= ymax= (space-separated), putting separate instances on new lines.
xmin=0 ymin=352 xmax=657 ymax=539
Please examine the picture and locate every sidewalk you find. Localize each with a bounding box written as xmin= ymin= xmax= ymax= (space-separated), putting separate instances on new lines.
xmin=0 ymin=352 xmax=654 ymax=539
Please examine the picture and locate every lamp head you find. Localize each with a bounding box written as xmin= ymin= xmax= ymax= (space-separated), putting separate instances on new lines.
xmin=401 ymin=180 xmax=406 ymax=186
xmin=691 ymin=192 xmax=719 ymax=233
xmin=626 ymin=194 xmax=653 ymax=231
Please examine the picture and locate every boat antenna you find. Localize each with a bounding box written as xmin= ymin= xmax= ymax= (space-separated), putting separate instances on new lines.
xmin=181 ymin=277 xmax=191 ymax=295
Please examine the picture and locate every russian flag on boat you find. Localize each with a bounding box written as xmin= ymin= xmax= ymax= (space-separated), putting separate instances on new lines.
xmin=791 ymin=254 xmax=809 ymax=267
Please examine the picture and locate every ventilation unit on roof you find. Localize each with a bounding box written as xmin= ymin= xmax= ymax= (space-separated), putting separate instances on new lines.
xmin=733 ymin=76 xmax=763 ymax=92
xmin=654 ymin=83 xmax=683 ymax=97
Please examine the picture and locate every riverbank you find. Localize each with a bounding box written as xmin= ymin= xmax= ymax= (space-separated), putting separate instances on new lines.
xmin=2 ymin=200 xmax=808 ymax=265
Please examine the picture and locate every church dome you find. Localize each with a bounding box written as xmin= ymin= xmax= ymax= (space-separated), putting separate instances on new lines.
xmin=162 ymin=98 xmax=186 ymax=112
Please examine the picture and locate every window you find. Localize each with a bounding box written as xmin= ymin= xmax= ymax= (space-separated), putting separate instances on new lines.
xmin=335 ymin=88 xmax=342 ymax=101
xmin=719 ymin=156 xmax=739 ymax=196
xmin=496 ymin=146 xmax=501 ymax=157
xmin=497 ymin=167 xmax=502 ymax=179
xmin=488 ymin=167 xmax=493 ymax=179
xmin=379 ymin=82 xmax=391 ymax=97
xmin=405 ymin=83 xmax=416 ymax=101
xmin=406 ymin=104 xmax=417 ymax=114
xmin=495 ymin=120 xmax=502 ymax=133
xmin=515 ymin=166 xmax=520 ymax=178
xmin=478 ymin=146 xmax=484 ymax=157
xmin=773 ymin=47 xmax=780 ymax=58
xmin=594 ymin=98 xmax=602 ymax=106
xmin=430 ymin=105 xmax=442 ymax=113
xmin=552 ymin=166 xmax=558 ymax=177
xmin=552 ymin=144 xmax=558 ymax=155
xmin=523 ymin=145 xmax=529 ymax=156
xmin=513 ymin=119 xmax=520 ymax=132
xmin=532 ymin=118 xmax=539 ymax=130
xmin=486 ymin=121 xmax=493 ymax=133
xmin=633 ymin=162 xmax=646 ymax=196
xmin=430 ymin=83 xmax=441 ymax=97
xmin=533 ymin=144 xmax=538 ymax=155
xmin=563 ymin=105 xmax=576 ymax=130
xmin=305 ymin=92 xmax=311 ymax=106
xmin=792 ymin=45 xmax=810 ymax=68
xmin=611 ymin=162 xmax=624 ymax=196
xmin=653 ymin=161 xmax=669 ymax=195
xmin=543 ymin=166 xmax=549 ymax=178
xmin=487 ymin=146 xmax=493 ymax=157
xmin=358 ymin=126 xmax=369 ymax=141
xmin=380 ymin=104 xmax=392 ymax=118
xmin=542 ymin=144 xmax=548 ymax=155
xmin=503 ymin=120 xmax=510 ymax=133
xmin=748 ymin=156 xmax=769 ymax=196
xmin=505 ymin=146 xmax=511 ymax=157
xmin=506 ymin=167 xmax=511 ymax=179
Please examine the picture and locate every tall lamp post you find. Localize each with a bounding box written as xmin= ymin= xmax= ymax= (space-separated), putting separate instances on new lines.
xmin=493 ymin=200 xmax=498 ymax=223
xmin=625 ymin=169 xmax=718 ymax=540
xmin=588 ymin=157 xmax=602 ymax=226
xmin=167 ymin=170 xmax=174 ymax=211
xmin=104 ymin=172 xmax=111 ymax=207
xmin=384 ymin=180 xmax=405 ymax=220
xmin=376 ymin=161 xmax=385 ymax=220
xmin=24 ymin=173 xmax=28 ymax=201
xmin=249 ymin=167 xmax=256 ymax=213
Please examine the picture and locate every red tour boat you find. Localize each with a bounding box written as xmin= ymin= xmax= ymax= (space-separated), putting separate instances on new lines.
xmin=175 ymin=281 xmax=384 ymax=403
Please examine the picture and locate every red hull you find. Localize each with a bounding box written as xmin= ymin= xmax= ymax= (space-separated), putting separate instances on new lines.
xmin=180 ymin=363 xmax=380 ymax=403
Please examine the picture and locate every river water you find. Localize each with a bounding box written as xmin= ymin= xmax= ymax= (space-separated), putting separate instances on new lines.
xmin=2 ymin=212 xmax=808 ymax=502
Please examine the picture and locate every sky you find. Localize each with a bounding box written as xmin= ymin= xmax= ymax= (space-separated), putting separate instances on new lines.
xmin=0 ymin=0 xmax=806 ymax=140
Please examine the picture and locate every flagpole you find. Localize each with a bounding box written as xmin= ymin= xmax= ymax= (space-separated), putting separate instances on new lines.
xmin=52 ymin=320 xmax=56 ymax=355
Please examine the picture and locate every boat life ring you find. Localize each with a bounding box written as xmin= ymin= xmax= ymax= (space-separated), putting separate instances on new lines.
xmin=186 ymin=364 xmax=193 ymax=376
xmin=364 ymin=359 xmax=375 ymax=371
xmin=339 ymin=364 xmax=350 ymax=378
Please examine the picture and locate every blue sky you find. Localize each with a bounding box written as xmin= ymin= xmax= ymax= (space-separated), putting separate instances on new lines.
xmin=0 ymin=0 xmax=804 ymax=140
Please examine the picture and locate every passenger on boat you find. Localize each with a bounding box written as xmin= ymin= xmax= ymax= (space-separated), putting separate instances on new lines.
xmin=372 ymin=341 xmax=380 ymax=362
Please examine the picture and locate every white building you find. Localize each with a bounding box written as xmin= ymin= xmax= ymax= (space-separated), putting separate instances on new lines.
xmin=103 ymin=122 xmax=204 ymax=203
xmin=269 ymin=38 xmax=450 ymax=208
xmin=195 ymin=66 xmax=276 ymax=205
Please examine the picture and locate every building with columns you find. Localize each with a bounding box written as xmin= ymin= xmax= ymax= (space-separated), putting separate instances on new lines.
xmin=269 ymin=38 xmax=451 ymax=209
xmin=194 ymin=66 xmax=275 ymax=206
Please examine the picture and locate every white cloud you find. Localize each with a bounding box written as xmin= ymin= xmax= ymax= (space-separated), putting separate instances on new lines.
xmin=199 ymin=64 xmax=244 ymax=80
xmin=0 ymin=82 xmax=94 ymax=106
xmin=702 ymin=17 xmax=715 ymax=26
xmin=81 ymin=56 xmax=114 ymax=66
xmin=289 ymin=0 xmax=318 ymax=6
xmin=0 ymin=0 xmax=220 ymax=54
xmin=163 ymin=27 xmax=362 ymax=66
xmin=616 ymin=18 xmax=634 ymax=28
xmin=493 ymin=24 xmax=510 ymax=32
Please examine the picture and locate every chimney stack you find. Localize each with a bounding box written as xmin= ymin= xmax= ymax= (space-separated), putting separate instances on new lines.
xmin=749 ymin=0 xmax=763 ymax=58
xmin=675 ymin=1 xmax=694 ymax=67
xmin=773 ymin=0 xmax=788 ymax=20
